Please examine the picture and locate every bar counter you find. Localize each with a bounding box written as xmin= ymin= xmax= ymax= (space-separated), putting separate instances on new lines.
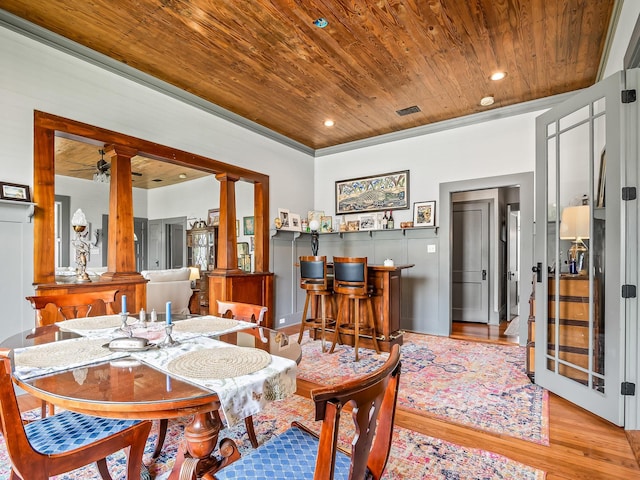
xmin=312 ymin=264 xmax=414 ymax=352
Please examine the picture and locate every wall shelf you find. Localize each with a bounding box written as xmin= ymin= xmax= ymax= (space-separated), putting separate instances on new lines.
xmin=0 ymin=199 xmax=36 ymax=223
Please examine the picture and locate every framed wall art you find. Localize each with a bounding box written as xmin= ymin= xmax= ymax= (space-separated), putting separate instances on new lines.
xmin=243 ymin=216 xmax=255 ymax=235
xmin=358 ymin=214 xmax=377 ymax=230
xmin=413 ymin=200 xmax=436 ymax=227
xmin=0 ymin=182 xmax=31 ymax=202
xmin=320 ymin=215 xmax=332 ymax=233
xmin=277 ymin=208 xmax=290 ymax=229
xmin=335 ymin=170 xmax=409 ymax=215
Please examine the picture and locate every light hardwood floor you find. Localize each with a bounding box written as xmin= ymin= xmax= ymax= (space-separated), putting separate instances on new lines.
xmin=293 ymin=321 xmax=640 ymax=480
xmin=16 ymin=321 xmax=640 ymax=479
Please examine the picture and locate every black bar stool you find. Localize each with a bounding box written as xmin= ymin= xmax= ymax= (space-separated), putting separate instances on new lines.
xmin=298 ymin=256 xmax=337 ymax=352
xmin=330 ymin=256 xmax=381 ymax=361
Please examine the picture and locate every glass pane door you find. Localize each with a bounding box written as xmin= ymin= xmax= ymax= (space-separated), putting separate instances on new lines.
xmin=535 ymin=71 xmax=626 ymax=425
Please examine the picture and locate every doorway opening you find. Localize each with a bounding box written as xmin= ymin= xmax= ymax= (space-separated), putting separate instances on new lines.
xmin=438 ymin=172 xmax=534 ymax=346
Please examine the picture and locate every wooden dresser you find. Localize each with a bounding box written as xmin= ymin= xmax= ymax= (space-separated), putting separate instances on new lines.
xmin=527 ymin=275 xmax=601 ymax=385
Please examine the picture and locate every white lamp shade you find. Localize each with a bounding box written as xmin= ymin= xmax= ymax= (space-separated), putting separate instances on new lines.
xmin=189 ymin=266 xmax=201 ymax=281
xmin=71 ymin=208 xmax=87 ymax=227
xmin=309 ymin=219 xmax=320 ymax=231
xmin=559 ymin=205 xmax=590 ymax=240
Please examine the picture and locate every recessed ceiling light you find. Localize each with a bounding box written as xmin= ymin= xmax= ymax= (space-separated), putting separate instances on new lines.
xmin=480 ymin=96 xmax=495 ymax=106
xmin=324 ymin=119 xmax=335 ymax=127
xmin=179 ymin=173 xmax=187 ymax=179
xmin=313 ymin=18 xmax=328 ymax=28
xmin=490 ymin=71 xmax=507 ymax=81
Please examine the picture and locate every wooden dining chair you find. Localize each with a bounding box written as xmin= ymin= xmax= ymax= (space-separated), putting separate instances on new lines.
xmin=25 ymin=290 xmax=119 ymax=327
xmin=214 ymin=344 xmax=402 ymax=480
xmin=0 ymin=350 xmax=152 ymax=480
xmin=297 ymin=256 xmax=336 ymax=352
xmin=330 ymin=256 xmax=381 ymax=361
xmin=217 ymin=300 xmax=267 ymax=326
xmin=25 ymin=290 xmax=120 ymax=418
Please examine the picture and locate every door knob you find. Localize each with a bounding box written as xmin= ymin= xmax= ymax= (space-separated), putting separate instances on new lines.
xmin=482 ymin=269 xmax=487 ymax=280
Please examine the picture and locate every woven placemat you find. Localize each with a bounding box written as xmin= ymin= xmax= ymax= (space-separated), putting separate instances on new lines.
xmin=167 ymin=347 xmax=271 ymax=379
xmin=58 ymin=315 xmax=131 ymax=330
xmin=172 ymin=317 xmax=239 ymax=333
xmin=15 ymin=338 xmax=112 ymax=368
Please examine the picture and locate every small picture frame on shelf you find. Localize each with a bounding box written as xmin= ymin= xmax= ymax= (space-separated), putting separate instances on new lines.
xmin=320 ymin=215 xmax=332 ymax=232
xmin=207 ymin=208 xmax=220 ymax=226
xmin=358 ymin=214 xmax=376 ymax=230
xmin=278 ymin=208 xmax=291 ymax=228
xmin=413 ymin=200 xmax=436 ymax=227
xmin=307 ymin=210 xmax=324 ymax=225
xmin=289 ymin=213 xmax=302 ymax=231
xmin=0 ymin=182 xmax=31 ymax=202
xmin=243 ymin=216 xmax=255 ymax=235
xmin=347 ymin=220 xmax=360 ymax=232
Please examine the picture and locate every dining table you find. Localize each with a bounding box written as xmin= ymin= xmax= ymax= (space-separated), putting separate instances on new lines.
xmin=0 ymin=313 xmax=301 ymax=479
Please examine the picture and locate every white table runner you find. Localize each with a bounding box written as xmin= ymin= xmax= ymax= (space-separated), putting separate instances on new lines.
xmin=131 ymin=336 xmax=297 ymax=426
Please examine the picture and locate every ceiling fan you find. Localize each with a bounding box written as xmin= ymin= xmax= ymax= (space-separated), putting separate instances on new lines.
xmin=93 ymin=149 xmax=110 ymax=183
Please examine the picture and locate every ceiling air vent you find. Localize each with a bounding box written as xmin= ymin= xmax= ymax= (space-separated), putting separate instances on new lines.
xmin=396 ymin=105 xmax=421 ymax=116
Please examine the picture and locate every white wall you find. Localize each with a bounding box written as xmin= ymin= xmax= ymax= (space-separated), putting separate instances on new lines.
xmin=314 ymin=111 xmax=541 ymax=224
xmin=0 ymin=25 xmax=314 ymax=342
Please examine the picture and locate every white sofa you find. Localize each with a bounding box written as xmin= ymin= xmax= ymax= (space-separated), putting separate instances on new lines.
xmin=141 ymin=267 xmax=193 ymax=315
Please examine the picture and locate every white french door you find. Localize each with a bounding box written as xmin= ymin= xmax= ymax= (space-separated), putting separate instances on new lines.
xmin=534 ymin=70 xmax=636 ymax=425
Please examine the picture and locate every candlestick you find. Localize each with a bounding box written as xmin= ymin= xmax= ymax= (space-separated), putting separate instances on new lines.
xmin=121 ymin=295 xmax=127 ymax=314
xmin=166 ymin=301 xmax=172 ymax=325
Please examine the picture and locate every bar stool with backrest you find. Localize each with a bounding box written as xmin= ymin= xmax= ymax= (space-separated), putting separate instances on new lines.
xmin=297 ymin=256 xmax=337 ymax=352
xmin=330 ymin=256 xmax=381 ymax=361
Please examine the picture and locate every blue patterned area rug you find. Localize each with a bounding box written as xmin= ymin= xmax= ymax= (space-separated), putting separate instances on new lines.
xmin=0 ymin=394 xmax=545 ymax=479
xmin=296 ymin=331 xmax=550 ymax=445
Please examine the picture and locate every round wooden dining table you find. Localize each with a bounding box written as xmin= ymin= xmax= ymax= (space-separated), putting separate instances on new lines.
xmin=1 ymin=319 xmax=301 ymax=479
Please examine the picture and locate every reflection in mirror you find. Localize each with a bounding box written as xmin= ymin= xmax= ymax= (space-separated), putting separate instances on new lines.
xmin=54 ymin=136 xmax=217 ymax=280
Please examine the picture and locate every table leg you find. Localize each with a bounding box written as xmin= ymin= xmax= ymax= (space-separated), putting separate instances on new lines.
xmin=167 ymin=410 xmax=240 ymax=480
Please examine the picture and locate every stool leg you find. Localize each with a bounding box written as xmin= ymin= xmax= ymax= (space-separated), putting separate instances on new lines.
xmin=298 ymin=292 xmax=311 ymax=344
xmin=329 ymin=295 xmax=344 ymax=354
xmin=367 ymin=297 xmax=381 ymax=354
xmin=320 ymin=294 xmax=327 ymax=352
xmin=354 ymin=298 xmax=361 ymax=362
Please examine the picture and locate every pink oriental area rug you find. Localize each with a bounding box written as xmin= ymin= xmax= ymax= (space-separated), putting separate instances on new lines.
xmin=0 ymin=394 xmax=544 ymax=479
xmin=296 ymin=331 xmax=550 ymax=445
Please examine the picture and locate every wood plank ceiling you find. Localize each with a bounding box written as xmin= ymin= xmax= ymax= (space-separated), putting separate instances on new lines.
xmin=2 ymin=0 xmax=615 ymax=152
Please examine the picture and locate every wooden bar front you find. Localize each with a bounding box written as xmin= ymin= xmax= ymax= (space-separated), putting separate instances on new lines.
xmin=312 ymin=264 xmax=412 ymax=352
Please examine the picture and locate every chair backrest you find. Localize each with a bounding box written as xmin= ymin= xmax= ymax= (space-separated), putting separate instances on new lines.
xmin=311 ymin=343 xmax=401 ymax=480
xmin=26 ymin=290 xmax=119 ymax=327
xmin=332 ymin=256 xmax=368 ymax=296
xmin=0 ymin=349 xmax=43 ymax=471
xmin=299 ymin=256 xmax=330 ymax=291
xmin=217 ymin=300 xmax=267 ymax=325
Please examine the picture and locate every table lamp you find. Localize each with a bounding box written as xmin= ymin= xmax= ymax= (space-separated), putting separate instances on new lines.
xmin=189 ymin=266 xmax=201 ymax=288
xmin=559 ymin=205 xmax=590 ymax=275
xmin=309 ymin=219 xmax=320 ymax=256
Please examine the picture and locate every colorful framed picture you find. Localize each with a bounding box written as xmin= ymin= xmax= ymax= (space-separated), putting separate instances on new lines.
xmin=347 ymin=220 xmax=360 ymax=232
xmin=243 ymin=216 xmax=255 ymax=235
xmin=0 ymin=182 xmax=31 ymax=202
xmin=335 ymin=170 xmax=409 ymax=215
xmin=320 ymin=215 xmax=332 ymax=233
xmin=358 ymin=214 xmax=377 ymax=230
xmin=413 ymin=200 xmax=436 ymax=227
